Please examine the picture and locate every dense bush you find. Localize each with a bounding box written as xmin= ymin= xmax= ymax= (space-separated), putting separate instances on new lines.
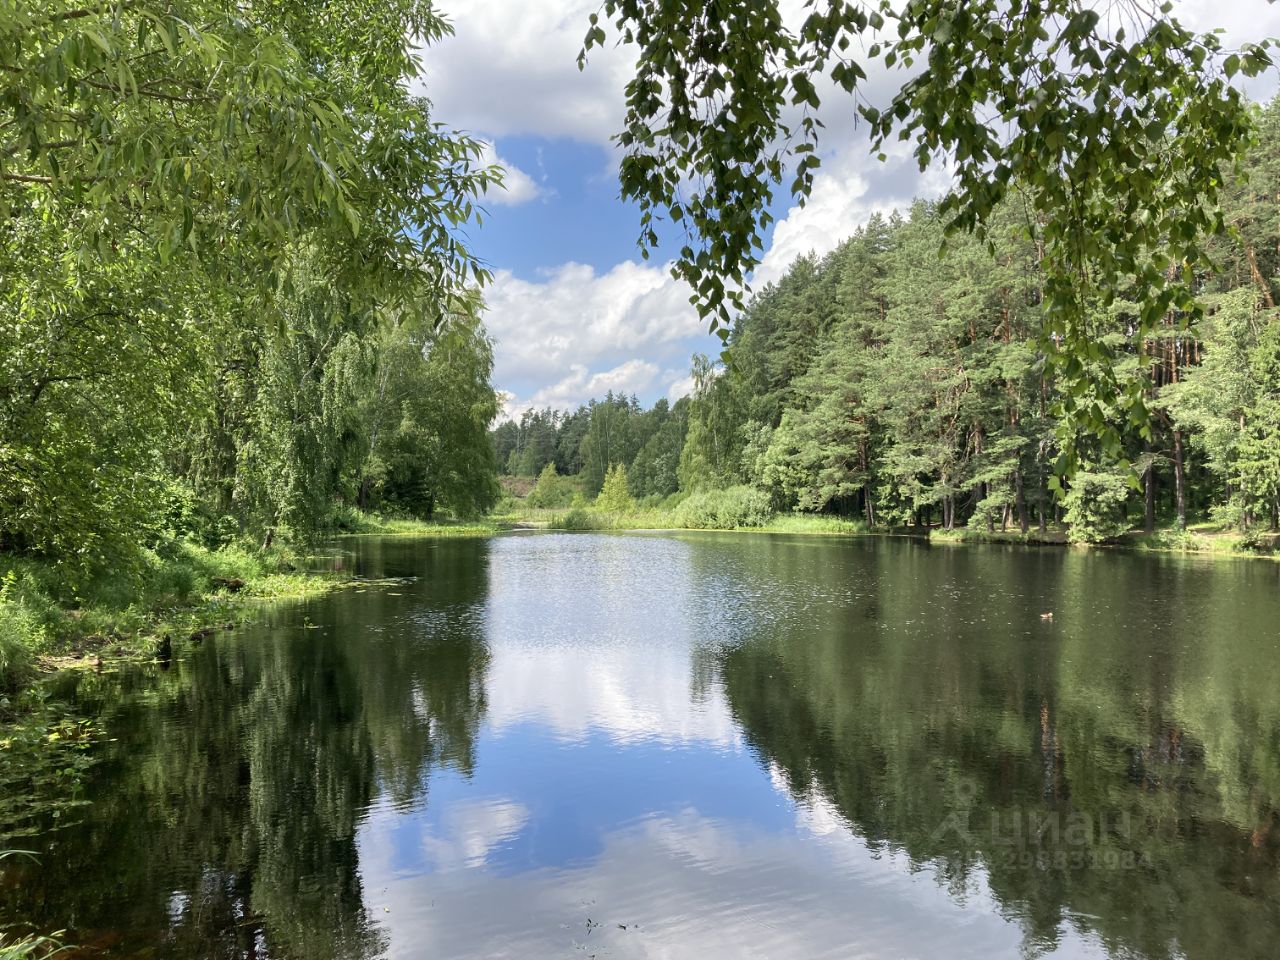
xmin=0 ymin=598 xmax=43 ymax=691
xmin=559 ymin=508 xmax=605 ymax=531
xmin=527 ymin=464 xmax=574 ymax=509
xmin=673 ymin=485 xmax=774 ymax=529
xmin=1063 ymin=471 xmax=1134 ymax=543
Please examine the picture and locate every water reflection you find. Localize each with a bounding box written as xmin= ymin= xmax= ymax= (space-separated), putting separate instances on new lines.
xmin=481 ymin=533 xmax=744 ymax=747
xmin=2 ymin=533 xmax=1279 ymax=959
xmin=1 ymin=538 xmax=492 ymax=959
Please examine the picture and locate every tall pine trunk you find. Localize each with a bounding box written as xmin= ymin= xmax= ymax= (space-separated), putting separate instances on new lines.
xmin=1144 ymin=443 xmax=1157 ymax=534
xmin=1173 ymin=428 xmax=1187 ymax=529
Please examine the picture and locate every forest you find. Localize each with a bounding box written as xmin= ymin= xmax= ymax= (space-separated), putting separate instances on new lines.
xmin=1 ymin=0 xmax=1275 ymax=687
xmin=4 ymin=3 xmax=1280 ymax=958
xmin=494 ymin=97 xmax=1280 ymax=546
xmin=0 ymin=1 xmax=500 ymax=688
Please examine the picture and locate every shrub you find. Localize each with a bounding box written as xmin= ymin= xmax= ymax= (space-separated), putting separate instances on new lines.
xmin=1062 ymin=470 xmax=1133 ymax=543
xmin=527 ymin=463 xmax=572 ymax=509
xmin=0 ymin=590 xmax=44 ymax=691
xmin=559 ymin=508 xmax=604 ymax=531
xmin=673 ymin=485 xmax=774 ymax=529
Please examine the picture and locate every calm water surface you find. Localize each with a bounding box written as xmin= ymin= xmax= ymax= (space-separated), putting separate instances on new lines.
xmin=3 ymin=532 xmax=1280 ymax=958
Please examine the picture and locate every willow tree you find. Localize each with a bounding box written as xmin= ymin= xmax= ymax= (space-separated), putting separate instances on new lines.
xmin=0 ymin=1 xmax=498 ymax=570
xmin=583 ymin=0 xmax=1273 ymax=472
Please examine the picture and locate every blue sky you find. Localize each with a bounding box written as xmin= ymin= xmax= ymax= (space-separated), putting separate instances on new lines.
xmin=469 ymin=137 xmax=653 ymax=280
xmin=419 ymin=0 xmax=1280 ymax=421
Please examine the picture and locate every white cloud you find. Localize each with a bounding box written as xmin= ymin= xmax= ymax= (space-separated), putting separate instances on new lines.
xmin=360 ymin=807 xmax=1110 ymax=960
xmin=441 ymin=0 xmax=1280 ymax=413
xmin=478 ymin=141 xmax=544 ymax=206
xmin=525 ymin=359 xmax=659 ymax=409
xmin=665 ymin=371 xmax=696 ymax=403
xmin=419 ymin=798 xmax=531 ymax=870
xmin=422 ymin=0 xmax=631 ymax=145
xmin=484 ymin=261 xmax=708 ymax=415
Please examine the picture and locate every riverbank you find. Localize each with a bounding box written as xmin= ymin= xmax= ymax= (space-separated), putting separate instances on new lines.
xmin=6 ymin=508 xmax=1271 ymax=694
xmin=503 ymin=503 xmax=1279 ymax=561
xmin=930 ymin=522 xmax=1279 ymax=559
xmin=0 ymin=513 xmax=495 ymax=693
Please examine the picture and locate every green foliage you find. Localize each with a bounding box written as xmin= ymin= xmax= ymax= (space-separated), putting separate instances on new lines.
xmin=559 ymin=508 xmax=604 ymax=531
xmin=628 ymin=399 xmax=689 ymax=498
xmin=0 ymin=539 xmax=349 ymax=693
xmin=0 ymin=0 xmax=501 ymax=574
xmin=358 ymin=306 xmax=499 ymax=520
xmin=678 ymin=355 xmax=746 ymax=491
xmin=1235 ymin=320 xmax=1280 ymax=522
xmin=0 ymin=932 xmax=61 ymax=960
xmin=526 ymin=464 xmax=573 ymax=509
xmin=673 ymin=486 xmax=774 ymax=530
xmin=1062 ymin=470 xmax=1134 ymax=544
xmin=595 ymin=465 xmax=635 ymax=514
xmin=584 ymin=0 xmax=1271 ymax=462
xmin=0 ymin=598 xmax=42 ymax=692
xmin=579 ymin=394 xmax=646 ymax=494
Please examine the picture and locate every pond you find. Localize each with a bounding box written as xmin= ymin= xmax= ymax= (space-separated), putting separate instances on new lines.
xmin=3 ymin=532 xmax=1280 ymax=958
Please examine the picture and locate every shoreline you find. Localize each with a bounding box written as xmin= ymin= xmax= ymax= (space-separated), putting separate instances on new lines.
xmin=500 ymin=509 xmax=1279 ymax=563
xmin=8 ymin=513 xmax=1275 ymax=699
xmin=0 ymin=516 xmax=495 ymax=698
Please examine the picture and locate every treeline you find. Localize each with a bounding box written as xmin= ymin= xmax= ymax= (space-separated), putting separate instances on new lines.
xmin=493 ymin=394 xmax=690 ymax=501
xmin=0 ymin=1 xmax=500 ymax=583
xmin=501 ymin=99 xmax=1280 ymax=543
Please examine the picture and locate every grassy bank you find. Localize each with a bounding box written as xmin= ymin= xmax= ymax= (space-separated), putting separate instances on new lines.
xmin=931 ymin=521 xmax=1278 ymax=558
xmin=540 ymin=509 xmax=872 ymax=537
xmin=497 ymin=497 xmax=871 ymax=537
xmin=500 ymin=497 xmax=1278 ymax=561
xmin=0 ymin=542 xmax=344 ymax=691
xmin=333 ymin=508 xmax=500 ymax=538
xmin=0 ymin=511 xmax=501 ymax=692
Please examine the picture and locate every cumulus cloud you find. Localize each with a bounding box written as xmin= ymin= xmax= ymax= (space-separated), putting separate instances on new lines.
xmin=422 ymin=0 xmax=631 ymax=145
xmin=484 ymin=261 xmax=708 ymax=415
xmin=478 ymin=141 xmax=545 ymax=206
xmin=439 ymin=0 xmax=1280 ymax=414
xmin=665 ymin=371 xmax=696 ymax=403
xmin=753 ymin=142 xmax=954 ymax=287
xmin=420 ymin=798 xmax=531 ymax=870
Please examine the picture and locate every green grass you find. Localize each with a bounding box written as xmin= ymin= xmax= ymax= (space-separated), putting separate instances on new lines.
xmin=930 ymin=526 xmax=1068 ymax=547
xmin=0 ymin=542 xmax=346 ymax=691
xmin=1120 ymin=525 xmax=1278 ymax=558
xmin=0 ymin=928 xmax=61 ymax=960
xmin=930 ymin=520 xmax=1279 ymax=559
xmin=757 ymin=514 xmax=870 ymax=536
xmin=503 ymin=504 xmax=872 ymax=537
xmin=330 ymin=507 xmax=499 ymax=537
xmin=0 ymin=508 xmax=511 ymax=691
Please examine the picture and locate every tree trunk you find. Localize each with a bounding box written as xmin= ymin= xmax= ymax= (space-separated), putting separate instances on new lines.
xmin=1014 ymin=465 xmax=1029 ymax=533
xmin=1172 ymin=429 xmax=1187 ymax=529
xmin=1144 ymin=446 xmax=1157 ymax=534
xmin=1246 ymin=244 xmax=1276 ymax=308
